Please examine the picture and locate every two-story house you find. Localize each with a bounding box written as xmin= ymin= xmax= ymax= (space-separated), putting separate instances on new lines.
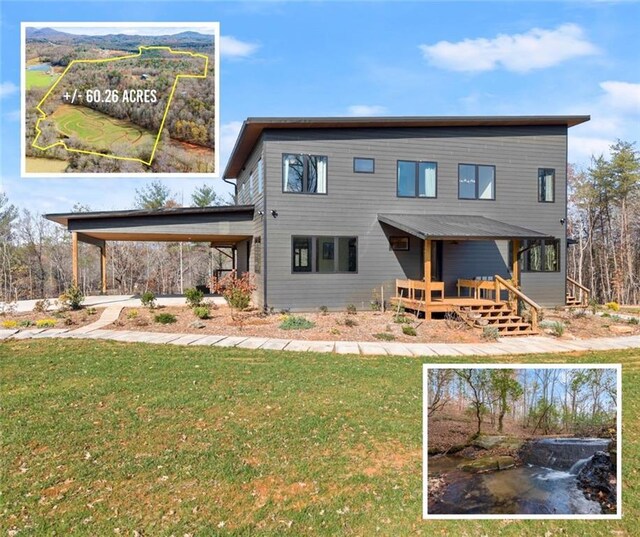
xmin=224 ymin=115 xmax=589 ymax=318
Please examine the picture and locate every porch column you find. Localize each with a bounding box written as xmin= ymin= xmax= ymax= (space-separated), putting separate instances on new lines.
xmin=511 ymin=239 xmax=520 ymax=287
xmin=71 ymin=232 xmax=79 ymax=286
xmin=424 ymin=239 xmax=432 ymax=304
xmin=100 ymin=244 xmax=107 ymax=295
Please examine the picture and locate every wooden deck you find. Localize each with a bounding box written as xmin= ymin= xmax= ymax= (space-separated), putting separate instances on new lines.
xmin=390 ymin=295 xmax=498 ymax=316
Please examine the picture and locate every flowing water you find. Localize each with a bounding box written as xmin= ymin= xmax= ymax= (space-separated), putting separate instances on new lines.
xmin=428 ymin=438 xmax=609 ymax=515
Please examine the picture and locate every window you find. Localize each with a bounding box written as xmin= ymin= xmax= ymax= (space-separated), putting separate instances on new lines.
xmin=397 ymin=160 xmax=437 ymax=198
xmin=521 ymin=239 xmax=560 ymax=272
xmin=257 ymin=158 xmax=263 ymax=195
xmin=292 ymin=237 xmax=312 ymax=272
xmin=458 ymin=164 xmax=495 ymax=200
xmin=283 ymin=154 xmax=327 ymax=194
xmin=354 ymin=157 xmax=375 ymax=173
xmin=538 ymin=168 xmax=555 ymax=202
xmin=292 ymin=236 xmax=357 ymax=273
xmin=248 ymin=170 xmax=255 ymax=201
xmin=254 ymin=236 xmax=262 ymax=274
xmin=389 ymin=236 xmax=409 ymax=251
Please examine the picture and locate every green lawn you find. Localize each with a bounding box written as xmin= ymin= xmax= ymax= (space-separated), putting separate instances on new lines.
xmin=26 ymin=70 xmax=59 ymax=89
xmin=1 ymin=340 xmax=638 ymax=535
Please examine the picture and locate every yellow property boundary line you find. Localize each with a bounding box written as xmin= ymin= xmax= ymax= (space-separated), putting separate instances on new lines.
xmin=32 ymin=46 xmax=209 ymax=166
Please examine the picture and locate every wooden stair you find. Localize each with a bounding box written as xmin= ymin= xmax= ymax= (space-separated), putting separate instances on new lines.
xmin=455 ymin=302 xmax=538 ymax=336
xmin=565 ymin=294 xmax=582 ymax=307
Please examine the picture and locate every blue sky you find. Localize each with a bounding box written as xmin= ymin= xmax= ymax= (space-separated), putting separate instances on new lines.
xmin=1 ymin=0 xmax=639 ymax=214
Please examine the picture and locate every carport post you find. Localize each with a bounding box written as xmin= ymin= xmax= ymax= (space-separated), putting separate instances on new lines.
xmin=72 ymin=232 xmax=79 ymax=286
xmin=100 ymin=244 xmax=107 ymax=294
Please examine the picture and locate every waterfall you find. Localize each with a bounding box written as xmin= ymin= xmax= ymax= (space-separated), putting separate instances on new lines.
xmin=569 ymin=456 xmax=592 ymax=475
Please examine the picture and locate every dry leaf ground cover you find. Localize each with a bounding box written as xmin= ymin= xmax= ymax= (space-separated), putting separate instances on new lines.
xmin=1 ymin=340 xmax=639 ymax=535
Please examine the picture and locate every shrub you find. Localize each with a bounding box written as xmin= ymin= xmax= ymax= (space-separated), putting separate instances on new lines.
xmin=374 ymin=332 xmax=395 ymax=341
xmin=280 ymin=315 xmax=315 ymax=330
xmin=482 ymin=326 xmax=500 ymax=340
xmin=394 ymin=314 xmax=411 ymax=324
xmin=19 ymin=320 xmax=34 ymax=328
xmin=63 ymin=316 xmax=75 ymax=326
xmin=601 ymin=312 xmax=611 ymax=318
xmin=589 ymin=298 xmax=599 ymax=315
xmin=402 ymin=325 xmax=417 ymax=336
xmin=154 ymin=313 xmax=177 ymax=324
xmin=344 ymin=317 xmax=358 ymax=327
xmin=2 ymin=320 xmax=18 ymax=329
xmin=370 ymin=300 xmax=382 ymax=312
xmin=86 ymin=307 xmax=97 ymax=315
xmin=329 ymin=327 xmax=341 ymax=336
xmin=605 ymin=301 xmax=620 ymax=312
xmin=185 ymin=287 xmax=205 ymax=309
xmin=140 ymin=291 xmax=157 ymax=309
xmin=572 ymin=309 xmax=587 ymax=319
xmin=36 ymin=319 xmax=56 ymax=328
xmin=193 ymin=306 xmax=211 ymax=320
xmin=346 ymin=304 xmax=357 ymax=315
xmin=59 ymin=285 xmax=84 ymax=310
xmin=212 ymin=271 xmax=256 ymax=311
xmin=33 ymin=298 xmax=50 ymax=314
xmin=549 ymin=321 xmax=565 ymax=337
xmin=319 ymin=305 xmax=329 ymax=315
xmin=628 ymin=317 xmax=639 ymax=325
xmin=127 ymin=309 xmax=139 ymax=320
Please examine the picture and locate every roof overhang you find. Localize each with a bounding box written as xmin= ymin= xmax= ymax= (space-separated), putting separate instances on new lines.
xmin=223 ymin=115 xmax=590 ymax=178
xmin=45 ymin=205 xmax=255 ymax=244
xmin=378 ymin=214 xmax=554 ymax=241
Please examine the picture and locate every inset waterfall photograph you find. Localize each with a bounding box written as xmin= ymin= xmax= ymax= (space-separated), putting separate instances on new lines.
xmin=424 ymin=365 xmax=621 ymax=518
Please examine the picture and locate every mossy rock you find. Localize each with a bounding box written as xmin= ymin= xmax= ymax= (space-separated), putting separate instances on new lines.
xmin=471 ymin=434 xmax=523 ymax=450
xmin=458 ymin=455 xmax=515 ymax=473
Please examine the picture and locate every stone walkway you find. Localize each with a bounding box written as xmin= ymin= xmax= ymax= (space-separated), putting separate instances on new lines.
xmin=2 ymin=305 xmax=639 ymax=357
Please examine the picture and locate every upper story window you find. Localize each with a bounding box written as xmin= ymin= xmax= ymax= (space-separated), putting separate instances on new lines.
xmin=283 ymin=153 xmax=327 ymax=194
xmin=397 ymin=160 xmax=437 ymax=198
xmin=248 ymin=170 xmax=255 ymax=201
xmin=459 ymin=164 xmax=495 ymax=200
xmin=538 ymin=168 xmax=555 ymax=202
xmin=354 ymin=157 xmax=375 ymax=173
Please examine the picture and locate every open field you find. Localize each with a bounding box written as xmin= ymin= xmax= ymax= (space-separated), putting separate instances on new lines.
xmin=1 ymin=340 xmax=638 ymax=535
xmin=25 ymin=70 xmax=59 ymax=89
xmin=50 ymin=104 xmax=156 ymax=156
xmin=25 ymin=157 xmax=68 ymax=173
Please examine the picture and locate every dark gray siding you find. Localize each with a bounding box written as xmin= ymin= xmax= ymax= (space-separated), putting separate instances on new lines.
xmin=261 ymin=125 xmax=567 ymax=310
xmin=235 ymin=138 xmax=266 ymax=306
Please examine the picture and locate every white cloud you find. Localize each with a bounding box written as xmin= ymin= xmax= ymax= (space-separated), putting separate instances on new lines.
xmin=0 ymin=82 xmax=18 ymax=98
xmin=347 ymin=104 xmax=387 ymax=116
xmin=599 ymin=81 xmax=640 ymax=115
xmin=219 ymin=121 xmax=244 ymax=171
xmin=420 ymin=24 xmax=597 ymax=73
xmin=569 ymin=136 xmax=613 ymax=164
xmin=4 ymin=109 xmax=20 ymax=121
xmin=220 ymin=36 xmax=260 ymax=58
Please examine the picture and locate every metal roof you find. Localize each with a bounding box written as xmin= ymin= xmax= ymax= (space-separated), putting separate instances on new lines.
xmin=45 ymin=205 xmax=254 ymax=227
xmin=378 ymin=214 xmax=553 ymax=240
xmin=223 ymin=115 xmax=590 ymax=178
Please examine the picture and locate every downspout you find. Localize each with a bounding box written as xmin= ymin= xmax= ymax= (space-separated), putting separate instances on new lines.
xmin=223 ymin=177 xmax=237 ymax=204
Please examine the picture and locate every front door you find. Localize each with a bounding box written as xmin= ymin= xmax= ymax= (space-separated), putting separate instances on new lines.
xmin=429 ymin=240 xmax=443 ymax=281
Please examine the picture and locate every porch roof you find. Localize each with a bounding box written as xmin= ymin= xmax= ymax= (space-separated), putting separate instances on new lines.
xmin=378 ymin=214 xmax=553 ymax=241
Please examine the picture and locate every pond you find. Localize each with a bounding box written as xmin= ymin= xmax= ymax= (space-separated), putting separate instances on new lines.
xmin=26 ymin=63 xmax=52 ymax=71
xmin=428 ymin=438 xmax=609 ymax=515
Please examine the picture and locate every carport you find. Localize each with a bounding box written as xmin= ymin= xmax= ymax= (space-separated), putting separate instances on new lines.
xmin=45 ymin=205 xmax=255 ymax=293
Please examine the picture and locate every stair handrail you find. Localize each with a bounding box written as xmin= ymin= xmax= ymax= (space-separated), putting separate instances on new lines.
xmin=493 ymin=275 xmax=542 ymax=332
xmin=567 ymin=277 xmax=590 ymax=306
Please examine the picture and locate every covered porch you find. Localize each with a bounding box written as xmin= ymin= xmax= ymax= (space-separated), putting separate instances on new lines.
xmin=45 ymin=205 xmax=256 ymax=294
xmin=379 ymin=214 xmax=551 ymax=334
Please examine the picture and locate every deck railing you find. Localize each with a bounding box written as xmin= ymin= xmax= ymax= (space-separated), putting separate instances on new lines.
xmin=493 ymin=275 xmax=542 ymax=332
xmin=395 ymin=279 xmax=445 ymax=303
xmin=567 ymin=277 xmax=590 ymax=307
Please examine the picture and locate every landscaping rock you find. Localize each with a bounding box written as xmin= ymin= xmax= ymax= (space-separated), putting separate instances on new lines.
xmin=471 ymin=435 xmax=507 ymax=449
xmin=609 ymin=325 xmax=634 ymax=334
xmin=188 ymin=320 xmax=207 ymax=329
xmin=458 ymin=455 xmax=515 ymax=473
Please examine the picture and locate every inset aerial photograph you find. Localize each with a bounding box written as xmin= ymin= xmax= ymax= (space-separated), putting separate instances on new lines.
xmin=22 ymin=23 xmax=218 ymax=175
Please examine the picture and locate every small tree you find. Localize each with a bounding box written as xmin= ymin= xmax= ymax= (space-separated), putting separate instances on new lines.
xmin=59 ymin=285 xmax=84 ymax=310
xmin=212 ymin=271 xmax=255 ymax=311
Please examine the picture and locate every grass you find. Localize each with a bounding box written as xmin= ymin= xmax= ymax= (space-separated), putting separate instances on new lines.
xmin=25 ymin=70 xmax=59 ymax=89
xmin=49 ymin=104 xmax=156 ymax=156
xmin=1 ymin=340 xmax=639 ymax=535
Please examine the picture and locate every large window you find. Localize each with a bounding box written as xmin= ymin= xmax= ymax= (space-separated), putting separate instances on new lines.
xmin=257 ymin=158 xmax=263 ymax=195
xmin=538 ymin=168 xmax=555 ymax=202
xmin=397 ymin=160 xmax=437 ymax=198
xmin=292 ymin=236 xmax=357 ymax=273
xmin=283 ymin=154 xmax=328 ymax=194
xmin=458 ymin=164 xmax=495 ymax=200
xmin=521 ymin=239 xmax=560 ymax=272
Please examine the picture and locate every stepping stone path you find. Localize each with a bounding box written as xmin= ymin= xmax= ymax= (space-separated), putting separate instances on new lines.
xmin=2 ymin=305 xmax=640 ymax=357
